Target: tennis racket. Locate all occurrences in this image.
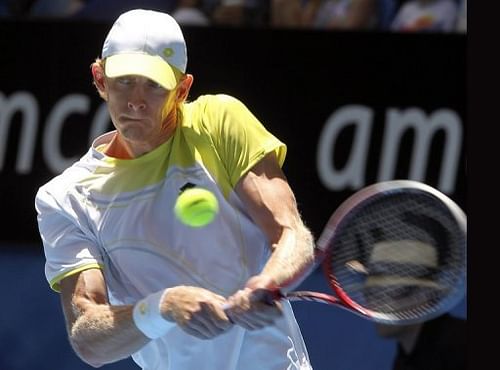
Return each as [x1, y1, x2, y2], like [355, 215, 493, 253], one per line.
[275, 180, 466, 325]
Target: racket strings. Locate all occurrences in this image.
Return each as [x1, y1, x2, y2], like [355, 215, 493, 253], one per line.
[368, 262, 438, 278]
[326, 191, 466, 323]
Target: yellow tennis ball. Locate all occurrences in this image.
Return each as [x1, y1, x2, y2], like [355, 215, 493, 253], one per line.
[174, 187, 219, 227]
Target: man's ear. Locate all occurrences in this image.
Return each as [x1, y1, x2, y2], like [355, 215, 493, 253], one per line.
[176, 74, 194, 102]
[91, 63, 107, 100]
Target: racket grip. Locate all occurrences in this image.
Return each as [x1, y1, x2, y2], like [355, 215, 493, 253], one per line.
[222, 289, 284, 324]
[221, 302, 235, 324]
[222, 289, 284, 312]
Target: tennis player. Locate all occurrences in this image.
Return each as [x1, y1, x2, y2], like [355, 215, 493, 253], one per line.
[35, 8, 315, 370]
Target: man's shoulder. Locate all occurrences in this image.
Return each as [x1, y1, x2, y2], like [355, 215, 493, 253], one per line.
[185, 94, 248, 131]
[36, 151, 95, 199]
[189, 94, 244, 110]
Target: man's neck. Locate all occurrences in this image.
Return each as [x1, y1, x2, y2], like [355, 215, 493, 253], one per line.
[103, 133, 135, 159]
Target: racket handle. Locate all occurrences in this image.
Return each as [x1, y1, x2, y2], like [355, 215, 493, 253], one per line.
[222, 289, 284, 312]
[221, 302, 234, 323]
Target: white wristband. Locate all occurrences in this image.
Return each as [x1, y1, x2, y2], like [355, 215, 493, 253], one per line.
[133, 289, 175, 339]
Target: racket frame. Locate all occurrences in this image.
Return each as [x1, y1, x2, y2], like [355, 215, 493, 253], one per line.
[291, 180, 467, 325]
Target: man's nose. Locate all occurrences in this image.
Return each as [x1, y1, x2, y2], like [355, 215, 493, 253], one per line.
[128, 86, 146, 110]
[128, 100, 146, 110]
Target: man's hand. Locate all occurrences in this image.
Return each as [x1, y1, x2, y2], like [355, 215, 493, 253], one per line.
[160, 286, 233, 339]
[224, 274, 283, 330]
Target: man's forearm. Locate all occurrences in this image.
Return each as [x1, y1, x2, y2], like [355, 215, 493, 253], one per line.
[69, 303, 149, 367]
[262, 222, 315, 290]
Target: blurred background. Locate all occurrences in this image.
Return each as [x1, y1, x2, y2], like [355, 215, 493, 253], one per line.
[0, 1, 466, 369]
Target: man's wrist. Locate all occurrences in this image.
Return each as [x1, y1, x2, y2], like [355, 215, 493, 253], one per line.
[132, 289, 175, 339]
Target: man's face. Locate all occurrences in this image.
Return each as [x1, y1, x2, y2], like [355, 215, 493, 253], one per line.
[104, 74, 175, 144]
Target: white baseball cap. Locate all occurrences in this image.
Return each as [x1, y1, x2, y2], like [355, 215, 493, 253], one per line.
[101, 9, 187, 90]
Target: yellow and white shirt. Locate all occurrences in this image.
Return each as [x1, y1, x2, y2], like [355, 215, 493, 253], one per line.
[35, 94, 312, 370]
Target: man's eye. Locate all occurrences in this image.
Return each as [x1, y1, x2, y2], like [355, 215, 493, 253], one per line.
[148, 80, 164, 89]
[117, 77, 133, 85]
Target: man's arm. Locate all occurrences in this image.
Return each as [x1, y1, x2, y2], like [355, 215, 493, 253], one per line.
[60, 268, 232, 367]
[59, 268, 147, 367]
[226, 151, 315, 329]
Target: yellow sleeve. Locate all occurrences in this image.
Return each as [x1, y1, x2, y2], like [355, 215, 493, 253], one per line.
[199, 94, 287, 187]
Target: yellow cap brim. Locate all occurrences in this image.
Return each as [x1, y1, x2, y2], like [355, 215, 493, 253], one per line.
[104, 54, 178, 90]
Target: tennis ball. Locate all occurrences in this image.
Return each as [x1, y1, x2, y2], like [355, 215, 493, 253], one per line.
[174, 187, 219, 227]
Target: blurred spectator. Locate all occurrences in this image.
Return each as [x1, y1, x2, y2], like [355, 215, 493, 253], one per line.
[172, 0, 211, 26]
[378, 0, 398, 29]
[1, 0, 85, 17]
[71, 0, 177, 21]
[390, 0, 458, 32]
[270, 0, 302, 27]
[455, 0, 466, 32]
[0, 0, 8, 16]
[3, 0, 36, 16]
[210, 0, 270, 27]
[271, 0, 397, 30]
[302, 0, 379, 29]
[27, 0, 85, 17]
[211, 0, 245, 26]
